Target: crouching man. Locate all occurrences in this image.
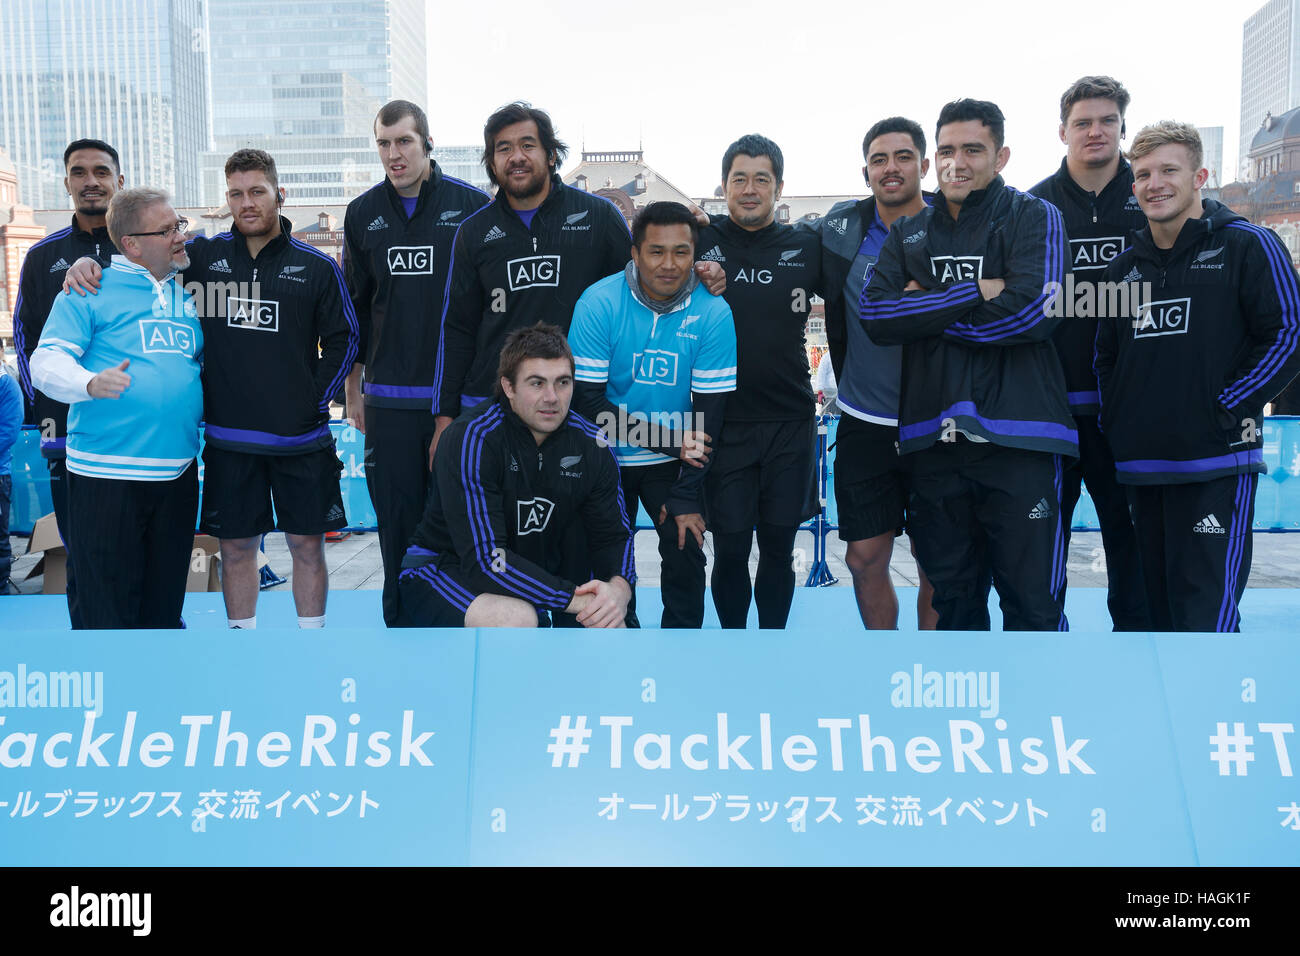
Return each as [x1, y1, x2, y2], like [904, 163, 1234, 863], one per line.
[397, 323, 635, 627]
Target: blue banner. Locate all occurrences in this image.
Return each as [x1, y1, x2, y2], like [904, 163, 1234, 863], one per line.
[1, 628, 1296, 865]
[0, 629, 475, 865]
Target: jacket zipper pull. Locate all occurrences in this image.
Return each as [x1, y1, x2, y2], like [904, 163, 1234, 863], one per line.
[537, 450, 543, 471]
[253, 267, 258, 282]
[533, 236, 538, 253]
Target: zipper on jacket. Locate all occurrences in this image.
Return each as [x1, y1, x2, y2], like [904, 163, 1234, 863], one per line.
[532, 236, 538, 253]
[253, 267, 258, 282]
[537, 450, 543, 472]
[1091, 202, 1097, 225]
[1159, 268, 1166, 290]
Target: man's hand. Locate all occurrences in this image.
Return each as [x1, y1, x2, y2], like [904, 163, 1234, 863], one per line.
[978, 278, 1006, 300]
[429, 415, 453, 471]
[688, 203, 711, 228]
[695, 260, 726, 295]
[658, 505, 705, 550]
[344, 366, 365, 434]
[63, 257, 103, 296]
[903, 279, 925, 292]
[679, 429, 711, 468]
[87, 359, 131, 398]
[572, 576, 631, 628]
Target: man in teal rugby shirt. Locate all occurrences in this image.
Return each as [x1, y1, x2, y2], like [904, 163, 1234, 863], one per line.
[31, 187, 203, 629]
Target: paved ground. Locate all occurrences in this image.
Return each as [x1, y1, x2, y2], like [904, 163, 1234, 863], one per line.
[7, 527, 1300, 595]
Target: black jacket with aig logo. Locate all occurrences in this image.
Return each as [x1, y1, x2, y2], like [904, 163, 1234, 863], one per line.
[186, 218, 358, 454]
[1095, 199, 1300, 485]
[407, 398, 636, 610]
[861, 176, 1077, 458]
[695, 215, 823, 422]
[1029, 157, 1147, 415]
[433, 174, 632, 418]
[343, 164, 490, 409]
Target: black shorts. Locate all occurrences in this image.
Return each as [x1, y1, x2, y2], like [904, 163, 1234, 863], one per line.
[396, 560, 578, 628]
[396, 563, 475, 627]
[833, 414, 909, 542]
[705, 418, 818, 534]
[200, 444, 346, 538]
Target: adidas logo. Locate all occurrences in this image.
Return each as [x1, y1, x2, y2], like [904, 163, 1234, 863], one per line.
[484, 225, 507, 242]
[440, 209, 462, 221]
[509, 454, 519, 472]
[325, 504, 345, 521]
[1028, 497, 1054, 520]
[210, 258, 232, 273]
[1121, 266, 1142, 283]
[826, 217, 848, 236]
[903, 230, 926, 244]
[1193, 514, 1226, 534]
[48, 257, 70, 273]
[700, 245, 725, 262]
[367, 216, 388, 231]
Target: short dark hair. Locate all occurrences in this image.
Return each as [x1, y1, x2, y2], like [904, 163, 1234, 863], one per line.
[495, 323, 574, 398]
[631, 201, 699, 250]
[722, 133, 783, 184]
[862, 117, 926, 160]
[1059, 75, 1130, 125]
[224, 148, 279, 192]
[482, 102, 568, 187]
[63, 139, 120, 173]
[936, 99, 1006, 151]
[375, 100, 432, 156]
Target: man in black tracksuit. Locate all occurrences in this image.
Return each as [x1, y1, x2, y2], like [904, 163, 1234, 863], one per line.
[1029, 76, 1149, 631]
[190, 150, 358, 629]
[432, 103, 632, 436]
[697, 134, 823, 629]
[12, 139, 121, 626]
[343, 100, 491, 626]
[862, 100, 1076, 631]
[1096, 122, 1300, 632]
[400, 324, 635, 628]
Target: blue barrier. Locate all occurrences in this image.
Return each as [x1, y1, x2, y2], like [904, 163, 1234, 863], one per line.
[11, 417, 1300, 545]
[1, 625, 1294, 865]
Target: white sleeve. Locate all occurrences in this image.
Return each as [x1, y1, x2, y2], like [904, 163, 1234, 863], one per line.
[31, 346, 95, 403]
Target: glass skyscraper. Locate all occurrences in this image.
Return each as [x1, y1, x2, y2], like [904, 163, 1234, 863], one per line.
[202, 0, 429, 205]
[0, 0, 211, 208]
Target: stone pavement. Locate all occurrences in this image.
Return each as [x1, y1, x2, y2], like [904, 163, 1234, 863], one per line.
[6, 527, 1299, 595]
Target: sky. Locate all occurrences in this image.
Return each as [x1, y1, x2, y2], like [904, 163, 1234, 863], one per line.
[428, 0, 1271, 198]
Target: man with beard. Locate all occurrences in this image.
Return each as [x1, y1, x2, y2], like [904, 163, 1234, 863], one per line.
[1030, 76, 1149, 631]
[433, 102, 725, 455]
[12, 139, 122, 625]
[808, 117, 940, 630]
[30, 189, 203, 629]
[58, 150, 359, 629]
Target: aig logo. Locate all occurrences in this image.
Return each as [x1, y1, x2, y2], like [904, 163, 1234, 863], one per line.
[930, 255, 983, 282]
[1070, 237, 1124, 272]
[388, 246, 434, 275]
[228, 297, 279, 332]
[507, 255, 561, 290]
[138, 319, 197, 355]
[517, 496, 555, 536]
[632, 349, 679, 386]
[1133, 297, 1191, 338]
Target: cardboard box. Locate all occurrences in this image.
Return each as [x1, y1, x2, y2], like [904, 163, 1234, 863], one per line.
[23, 524, 262, 594]
[23, 513, 67, 594]
[188, 535, 223, 592]
[186, 536, 269, 592]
